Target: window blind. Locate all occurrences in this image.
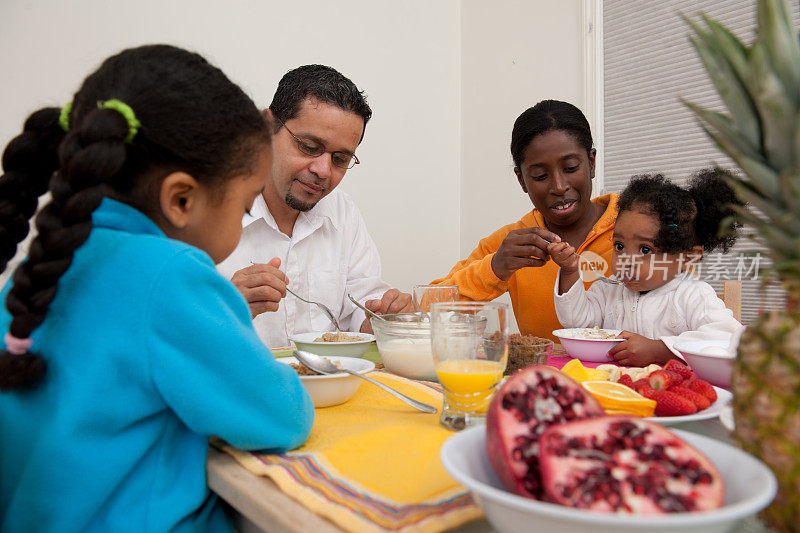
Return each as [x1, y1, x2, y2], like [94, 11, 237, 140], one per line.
[602, 0, 800, 324]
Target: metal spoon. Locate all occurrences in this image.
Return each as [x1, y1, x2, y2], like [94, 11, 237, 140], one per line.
[539, 242, 621, 285]
[573, 251, 622, 285]
[285, 287, 342, 332]
[293, 350, 437, 414]
[347, 293, 387, 322]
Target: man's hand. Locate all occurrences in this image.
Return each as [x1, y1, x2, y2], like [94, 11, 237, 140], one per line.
[359, 289, 413, 333]
[607, 331, 677, 367]
[230, 257, 289, 318]
[491, 227, 561, 281]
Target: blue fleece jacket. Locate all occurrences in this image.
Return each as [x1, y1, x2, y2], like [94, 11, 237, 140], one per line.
[0, 199, 314, 532]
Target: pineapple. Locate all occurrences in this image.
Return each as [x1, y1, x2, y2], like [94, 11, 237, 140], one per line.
[684, 1, 800, 530]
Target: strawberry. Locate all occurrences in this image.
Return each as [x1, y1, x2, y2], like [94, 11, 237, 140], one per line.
[664, 359, 694, 380]
[652, 390, 698, 417]
[668, 385, 711, 410]
[685, 378, 718, 403]
[638, 384, 657, 400]
[648, 370, 676, 390]
[618, 374, 634, 388]
[632, 378, 649, 393]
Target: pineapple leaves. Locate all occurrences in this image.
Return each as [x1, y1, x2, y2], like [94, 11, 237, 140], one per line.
[758, 0, 800, 105]
[692, 119, 780, 199]
[748, 42, 796, 170]
[682, 100, 762, 162]
[684, 15, 761, 149]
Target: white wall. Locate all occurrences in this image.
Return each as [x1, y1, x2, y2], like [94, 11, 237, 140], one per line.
[0, 1, 586, 301]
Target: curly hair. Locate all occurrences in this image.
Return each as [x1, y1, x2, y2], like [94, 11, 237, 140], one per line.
[616, 169, 744, 254]
[0, 44, 270, 391]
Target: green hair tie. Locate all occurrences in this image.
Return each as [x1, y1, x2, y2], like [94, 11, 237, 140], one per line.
[59, 102, 72, 132]
[97, 99, 141, 143]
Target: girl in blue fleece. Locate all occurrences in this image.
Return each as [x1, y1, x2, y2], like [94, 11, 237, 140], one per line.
[0, 45, 314, 532]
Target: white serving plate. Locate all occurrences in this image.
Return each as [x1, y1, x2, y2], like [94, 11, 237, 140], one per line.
[441, 425, 776, 533]
[645, 386, 732, 425]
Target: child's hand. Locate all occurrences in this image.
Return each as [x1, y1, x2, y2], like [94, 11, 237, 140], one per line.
[547, 241, 579, 273]
[607, 331, 677, 367]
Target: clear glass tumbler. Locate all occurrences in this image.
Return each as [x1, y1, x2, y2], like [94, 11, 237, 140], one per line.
[430, 301, 508, 430]
[412, 285, 459, 313]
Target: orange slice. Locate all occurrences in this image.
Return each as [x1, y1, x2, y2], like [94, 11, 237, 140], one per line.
[581, 380, 656, 417]
[561, 359, 591, 382]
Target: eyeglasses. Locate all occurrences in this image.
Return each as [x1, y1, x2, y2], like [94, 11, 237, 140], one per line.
[276, 118, 360, 170]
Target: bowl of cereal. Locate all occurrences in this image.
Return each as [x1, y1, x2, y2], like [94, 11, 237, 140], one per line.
[290, 331, 375, 358]
[552, 327, 624, 363]
[505, 334, 555, 375]
[278, 355, 376, 407]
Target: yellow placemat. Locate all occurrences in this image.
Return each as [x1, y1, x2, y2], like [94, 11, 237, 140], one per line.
[215, 372, 482, 533]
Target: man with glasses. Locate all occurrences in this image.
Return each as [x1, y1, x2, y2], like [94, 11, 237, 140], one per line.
[218, 65, 411, 347]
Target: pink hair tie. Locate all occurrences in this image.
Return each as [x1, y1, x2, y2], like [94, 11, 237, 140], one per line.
[4, 332, 33, 355]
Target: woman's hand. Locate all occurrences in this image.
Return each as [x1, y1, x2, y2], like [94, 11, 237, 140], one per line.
[491, 227, 561, 281]
[607, 331, 677, 367]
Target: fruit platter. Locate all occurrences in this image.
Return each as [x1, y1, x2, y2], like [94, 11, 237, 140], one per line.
[558, 359, 732, 425]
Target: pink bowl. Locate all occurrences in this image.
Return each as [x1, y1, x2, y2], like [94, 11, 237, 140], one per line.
[552, 328, 624, 363]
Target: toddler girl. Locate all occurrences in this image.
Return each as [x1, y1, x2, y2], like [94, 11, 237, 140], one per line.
[549, 170, 745, 367]
[0, 45, 314, 532]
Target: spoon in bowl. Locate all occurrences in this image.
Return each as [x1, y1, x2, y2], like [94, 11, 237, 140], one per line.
[293, 350, 437, 414]
[347, 293, 387, 322]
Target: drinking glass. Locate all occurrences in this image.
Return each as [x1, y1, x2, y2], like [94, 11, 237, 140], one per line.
[430, 301, 508, 430]
[412, 285, 459, 313]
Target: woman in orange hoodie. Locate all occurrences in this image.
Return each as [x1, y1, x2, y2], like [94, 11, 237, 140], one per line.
[430, 100, 618, 340]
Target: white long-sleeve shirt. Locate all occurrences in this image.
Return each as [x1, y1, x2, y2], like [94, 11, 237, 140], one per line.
[553, 270, 743, 356]
[218, 190, 391, 347]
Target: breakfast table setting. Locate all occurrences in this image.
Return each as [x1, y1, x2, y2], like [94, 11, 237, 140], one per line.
[206, 309, 778, 533]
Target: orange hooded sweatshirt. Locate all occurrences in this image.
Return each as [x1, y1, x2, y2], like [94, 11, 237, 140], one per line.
[430, 194, 619, 340]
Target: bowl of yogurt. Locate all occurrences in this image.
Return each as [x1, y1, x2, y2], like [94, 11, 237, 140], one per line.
[371, 313, 437, 381]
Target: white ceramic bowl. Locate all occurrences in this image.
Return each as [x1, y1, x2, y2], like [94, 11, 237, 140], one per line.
[277, 355, 375, 407]
[441, 426, 776, 533]
[552, 328, 624, 363]
[290, 331, 375, 358]
[673, 339, 735, 388]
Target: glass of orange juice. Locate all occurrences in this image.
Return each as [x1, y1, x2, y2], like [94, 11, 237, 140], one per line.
[430, 301, 508, 430]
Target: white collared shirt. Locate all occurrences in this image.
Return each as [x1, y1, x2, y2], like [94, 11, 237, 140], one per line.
[217, 190, 391, 348]
[553, 270, 744, 357]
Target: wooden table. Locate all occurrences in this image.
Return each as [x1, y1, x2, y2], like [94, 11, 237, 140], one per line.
[209, 345, 771, 532]
[207, 417, 772, 533]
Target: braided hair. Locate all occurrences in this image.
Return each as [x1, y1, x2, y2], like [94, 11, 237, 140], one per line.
[616, 169, 745, 255]
[0, 44, 270, 391]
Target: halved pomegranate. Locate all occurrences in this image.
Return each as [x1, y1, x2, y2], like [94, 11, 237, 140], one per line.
[485, 365, 605, 499]
[539, 417, 724, 513]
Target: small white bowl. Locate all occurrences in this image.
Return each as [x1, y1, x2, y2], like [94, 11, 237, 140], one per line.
[290, 331, 375, 358]
[673, 339, 735, 388]
[277, 356, 375, 407]
[552, 328, 624, 363]
[441, 426, 776, 533]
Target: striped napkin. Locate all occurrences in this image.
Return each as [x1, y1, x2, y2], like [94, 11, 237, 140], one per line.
[215, 371, 482, 533]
